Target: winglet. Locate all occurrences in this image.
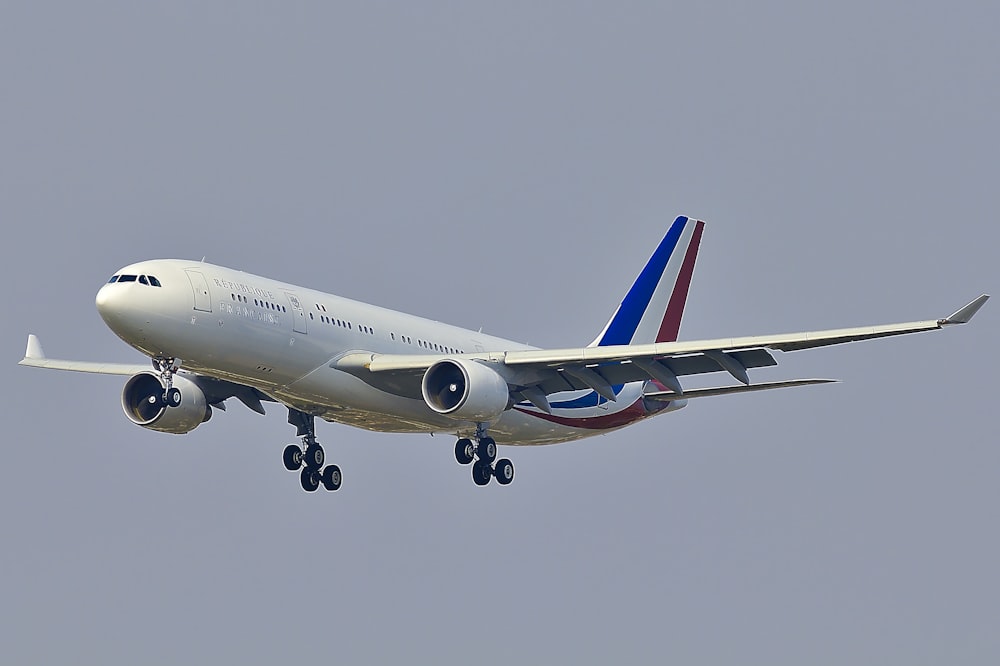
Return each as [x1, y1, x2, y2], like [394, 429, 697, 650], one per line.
[25, 334, 45, 360]
[941, 294, 989, 325]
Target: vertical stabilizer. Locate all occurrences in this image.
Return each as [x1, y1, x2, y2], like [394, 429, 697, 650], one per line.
[590, 216, 704, 347]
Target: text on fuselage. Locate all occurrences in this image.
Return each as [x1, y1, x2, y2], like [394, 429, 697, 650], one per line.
[221, 302, 281, 325]
[214, 278, 276, 300]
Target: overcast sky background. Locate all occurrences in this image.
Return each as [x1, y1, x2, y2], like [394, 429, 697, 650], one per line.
[1, 2, 997, 664]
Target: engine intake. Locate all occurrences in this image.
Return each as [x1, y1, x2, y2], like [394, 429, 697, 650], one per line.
[421, 359, 510, 422]
[121, 372, 211, 434]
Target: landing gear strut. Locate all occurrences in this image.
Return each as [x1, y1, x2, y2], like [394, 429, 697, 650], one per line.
[283, 409, 341, 492]
[454, 424, 514, 487]
[151, 356, 182, 407]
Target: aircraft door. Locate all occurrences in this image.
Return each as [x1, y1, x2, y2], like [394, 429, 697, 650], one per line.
[185, 270, 212, 312]
[285, 292, 308, 334]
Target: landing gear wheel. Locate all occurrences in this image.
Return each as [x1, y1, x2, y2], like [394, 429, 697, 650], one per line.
[166, 387, 182, 407]
[472, 461, 492, 486]
[300, 467, 320, 492]
[321, 465, 342, 491]
[455, 438, 475, 465]
[494, 458, 514, 485]
[477, 437, 497, 464]
[283, 445, 303, 471]
[305, 445, 325, 470]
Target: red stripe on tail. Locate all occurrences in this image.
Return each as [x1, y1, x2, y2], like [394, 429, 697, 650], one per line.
[655, 220, 704, 343]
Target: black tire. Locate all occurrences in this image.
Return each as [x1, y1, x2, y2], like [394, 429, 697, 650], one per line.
[472, 461, 492, 486]
[282, 444, 303, 471]
[166, 387, 182, 407]
[322, 465, 342, 491]
[494, 458, 514, 485]
[477, 437, 497, 464]
[305, 445, 325, 470]
[300, 467, 320, 492]
[455, 438, 475, 465]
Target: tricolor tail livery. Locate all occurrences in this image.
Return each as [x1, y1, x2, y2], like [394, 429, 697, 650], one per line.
[591, 215, 705, 347]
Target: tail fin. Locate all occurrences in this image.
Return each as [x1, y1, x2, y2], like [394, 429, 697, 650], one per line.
[590, 215, 704, 347]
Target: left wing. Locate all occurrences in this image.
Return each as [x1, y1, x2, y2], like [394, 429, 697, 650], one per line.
[18, 334, 149, 375]
[335, 294, 989, 401]
[19, 334, 272, 414]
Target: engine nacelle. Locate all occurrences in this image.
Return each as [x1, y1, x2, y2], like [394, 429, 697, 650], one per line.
[121, 372, 211, 434]
[421, 359, 510, 422]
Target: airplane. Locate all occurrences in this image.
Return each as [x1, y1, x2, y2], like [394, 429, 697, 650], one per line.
[19, 216, 989, 493]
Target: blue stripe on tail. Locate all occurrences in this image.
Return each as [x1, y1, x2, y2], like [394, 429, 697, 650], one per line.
[595, 216, 689, 347]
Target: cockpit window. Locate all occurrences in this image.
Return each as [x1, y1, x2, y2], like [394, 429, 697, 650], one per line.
[147, 276, 161, 287]
[107, 275, 119, 283]
[139, 275, 149, 285]
[118, 274, 137, 283]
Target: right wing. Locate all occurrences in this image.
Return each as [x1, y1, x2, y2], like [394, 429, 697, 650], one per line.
[335, 294, 989, 406]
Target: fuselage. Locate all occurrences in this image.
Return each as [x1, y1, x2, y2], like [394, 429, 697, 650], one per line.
[95, 259, 681, 444]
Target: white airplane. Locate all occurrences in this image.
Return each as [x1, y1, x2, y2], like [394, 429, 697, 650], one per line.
[20, 216, 988, 492]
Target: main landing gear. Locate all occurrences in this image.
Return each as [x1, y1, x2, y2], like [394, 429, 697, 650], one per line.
[454, 425, 514, 487]
[151, 356, 182, 407]
[283, 409, 341, 492]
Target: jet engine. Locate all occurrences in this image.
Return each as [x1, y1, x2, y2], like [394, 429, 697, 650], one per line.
[121, 371, 212, 434]
[421, 359, 510, 422]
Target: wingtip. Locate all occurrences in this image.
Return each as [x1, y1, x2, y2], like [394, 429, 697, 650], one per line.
[24, 334, 45, 360]
[942, 294, 990, 325]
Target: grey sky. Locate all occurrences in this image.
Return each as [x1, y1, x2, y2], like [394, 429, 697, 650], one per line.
[1, 2, 997, 664]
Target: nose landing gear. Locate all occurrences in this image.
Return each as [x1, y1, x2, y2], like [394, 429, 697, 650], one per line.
[284, 409, 341, 492]
[454, 426, 514, 487]
[151, 356, 183, 407]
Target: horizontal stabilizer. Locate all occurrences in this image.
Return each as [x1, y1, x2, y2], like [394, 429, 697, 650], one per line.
[644, 378, 837, 401]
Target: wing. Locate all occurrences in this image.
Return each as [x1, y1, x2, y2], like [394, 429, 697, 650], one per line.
[18, 334, 272, 414]
[334, 294, 989, 405]
[18, 334, 149, 375]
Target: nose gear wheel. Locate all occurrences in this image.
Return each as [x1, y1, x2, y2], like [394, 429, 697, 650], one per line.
[151, 356, 183, 408]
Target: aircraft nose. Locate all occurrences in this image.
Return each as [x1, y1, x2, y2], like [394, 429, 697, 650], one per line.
[95, 283, 113, 317]
[96, 282, 126, 327]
